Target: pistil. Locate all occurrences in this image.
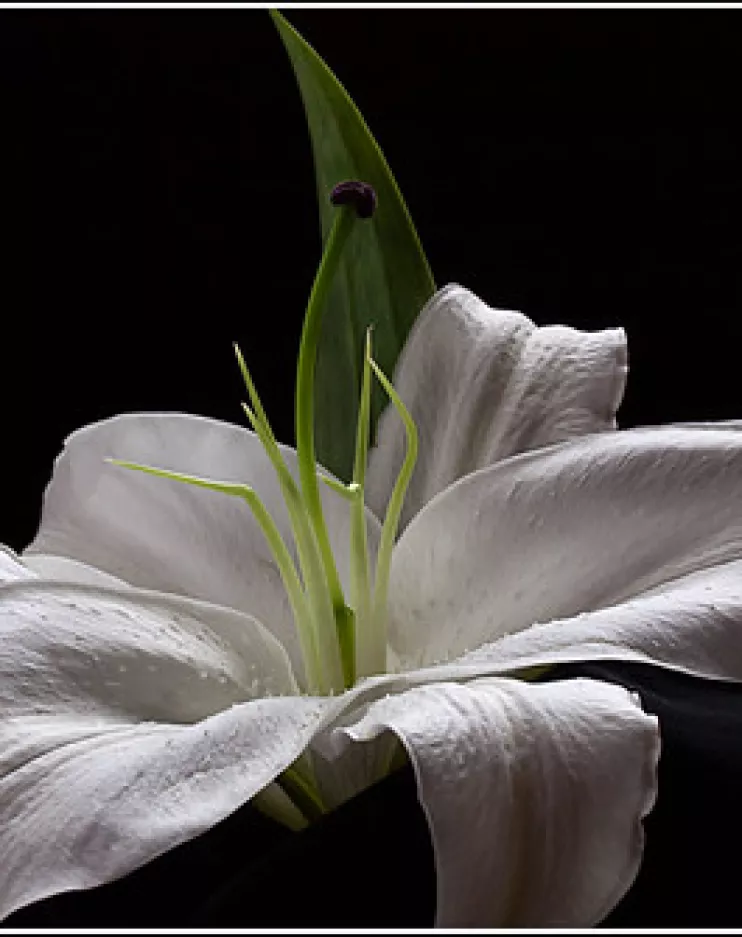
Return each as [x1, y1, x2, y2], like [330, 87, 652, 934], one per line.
[293, 181, 378, 689]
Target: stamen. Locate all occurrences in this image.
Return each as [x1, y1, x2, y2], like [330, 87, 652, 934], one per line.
[234, 343, 278, 443]
[352, 328, 378, 679]
[317, 474, 361, 501]
[233, 353, 345, 695]
[366, 355, 418, 661]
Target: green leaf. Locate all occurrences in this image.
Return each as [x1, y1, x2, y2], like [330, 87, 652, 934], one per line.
[270, 10, 436, 483]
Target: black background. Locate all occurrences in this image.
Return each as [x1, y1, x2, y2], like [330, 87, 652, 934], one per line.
[3, 7, 742, 927]
[2, 7, 741, 552]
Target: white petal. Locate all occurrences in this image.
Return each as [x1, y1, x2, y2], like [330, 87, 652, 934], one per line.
[23, 553, 134, 589]
[387, 424, 742, 675]
[0, 563, 660, 925]
[24, 413, 380, 681]
[0, 575, 332, 920]
[0, 547, 36, 585]
[445, 557, 742, 684]
[366, 284, 627, 529]
[326, 676, 659, 926]
[0, 576, 301, 733]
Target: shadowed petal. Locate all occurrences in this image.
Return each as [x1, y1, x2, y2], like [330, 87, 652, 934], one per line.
[0, 554, 333, 921]
[325, 676, 659, 926]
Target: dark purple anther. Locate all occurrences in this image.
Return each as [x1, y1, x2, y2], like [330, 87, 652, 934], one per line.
[330, 180, 377, 219]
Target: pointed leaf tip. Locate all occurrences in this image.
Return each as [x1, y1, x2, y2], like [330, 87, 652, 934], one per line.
[270, 10, 436, 481]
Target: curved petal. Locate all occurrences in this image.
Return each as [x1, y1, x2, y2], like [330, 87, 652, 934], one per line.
[24, 413, 381, 680]
[387, 424, 742, 674]
[0, 550, 660, 927]
[0, 560, 334, 921]
[441, 557, 742, 684]
[324, 676, 659, 926]
[366, 284, 627, 529]
[23, 553, 135, 589]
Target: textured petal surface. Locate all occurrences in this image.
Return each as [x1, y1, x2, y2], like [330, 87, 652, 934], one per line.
[326, 676, 659, 926]
[1, 548, 662, 927]
[24, 413, 381, 681]
[366, 284, 627, 529]
[387, 425, 742, 675]
[441, 557, 742, 683]
[0, 552, 334, 921]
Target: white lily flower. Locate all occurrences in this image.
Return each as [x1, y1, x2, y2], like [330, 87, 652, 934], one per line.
[7, 281, 742, 926]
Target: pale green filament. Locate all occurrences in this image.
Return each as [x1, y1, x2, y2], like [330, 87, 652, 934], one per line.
[351, 329, 377, 678]
[235, 344, 343, 695]
[295, 207, 357, 687]
[367, 356, 419, 661]
[318, 475, 361, 501]
[234, 343, 276, 445]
